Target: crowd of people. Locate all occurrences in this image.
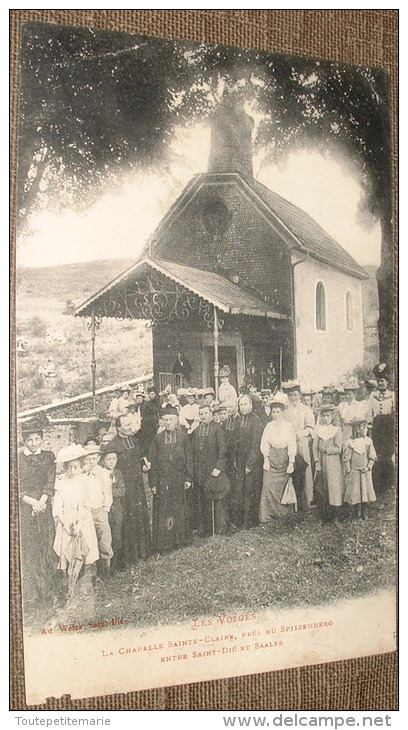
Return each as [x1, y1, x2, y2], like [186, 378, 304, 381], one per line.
[17, 361, 395, 612]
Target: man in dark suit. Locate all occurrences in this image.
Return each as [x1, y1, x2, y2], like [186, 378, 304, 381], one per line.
[191, 403, 228, 535]
[255, 389, 273, 429]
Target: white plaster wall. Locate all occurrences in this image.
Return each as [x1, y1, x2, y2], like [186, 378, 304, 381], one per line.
[293, 256, 364, 390]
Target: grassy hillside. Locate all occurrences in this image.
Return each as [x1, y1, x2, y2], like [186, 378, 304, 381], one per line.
[16, 259, 152, 411]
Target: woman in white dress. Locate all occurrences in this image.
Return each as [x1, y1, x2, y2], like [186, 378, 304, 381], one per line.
[259, 393, 297, 522]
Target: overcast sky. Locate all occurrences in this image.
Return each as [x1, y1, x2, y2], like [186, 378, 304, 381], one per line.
[16, 122, 381, 270]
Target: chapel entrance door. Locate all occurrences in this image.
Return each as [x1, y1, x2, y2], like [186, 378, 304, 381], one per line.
[203, 346, 238, 391]
[202, 333, 244, 391]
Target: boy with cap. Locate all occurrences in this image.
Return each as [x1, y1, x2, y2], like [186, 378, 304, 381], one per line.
[256, 389, 273, 429]
[82, 444, 113, 577]
[101, 445, 127, 572]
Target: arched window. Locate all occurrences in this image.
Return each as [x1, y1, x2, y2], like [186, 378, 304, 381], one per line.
[316, 281, 326, 331]
[346, 291, 353, 331]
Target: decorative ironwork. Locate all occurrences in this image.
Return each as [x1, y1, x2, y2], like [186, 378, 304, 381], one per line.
[93, 275, 224, 331]
[86, 313, 103, 331]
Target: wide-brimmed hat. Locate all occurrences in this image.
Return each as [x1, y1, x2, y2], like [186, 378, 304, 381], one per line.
[319, 404, 336, 412]
[270, 392, 288, 409]
[203, 387, 215, 396]
[282, 380, 301, 392]
[301, 388, 315, 397]
[178, 387, 197, 397]
[219, 365, 231, 377]
[260, 389, 272, 396]
[83, 443, 102, 456]
[56, 444, 87, 464]
[350, 416, 369, 425]
[203, 472, 230, 501]
[120, 384, 130, 392]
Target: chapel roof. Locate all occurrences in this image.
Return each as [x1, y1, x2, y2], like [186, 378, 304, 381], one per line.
[148, 171, 368, 280]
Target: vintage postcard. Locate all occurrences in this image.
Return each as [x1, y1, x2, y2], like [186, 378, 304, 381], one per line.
[13, 21, 396, 705]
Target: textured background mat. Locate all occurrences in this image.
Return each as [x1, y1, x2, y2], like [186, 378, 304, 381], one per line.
[10, 9, 398, 712]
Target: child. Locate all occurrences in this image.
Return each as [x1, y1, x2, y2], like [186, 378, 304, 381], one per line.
[82, 444, 113, 578]
[313, 404, 345, 523]
[339, 379, 360, 444]
[53, 445, 99, 596]
[343, 418, 377, 520]
[101, 446, 127, 572]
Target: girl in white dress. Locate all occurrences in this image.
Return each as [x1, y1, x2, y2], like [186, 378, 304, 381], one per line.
[53, 444, 99, 594]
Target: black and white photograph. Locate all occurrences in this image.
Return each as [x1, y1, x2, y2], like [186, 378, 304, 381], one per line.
[14, 20, 396, 703]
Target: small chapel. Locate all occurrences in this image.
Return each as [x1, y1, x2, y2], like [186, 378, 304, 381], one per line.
[77, 95, 368, 395]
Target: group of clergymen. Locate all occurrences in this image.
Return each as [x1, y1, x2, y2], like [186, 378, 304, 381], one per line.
[73, 361, 394, 574]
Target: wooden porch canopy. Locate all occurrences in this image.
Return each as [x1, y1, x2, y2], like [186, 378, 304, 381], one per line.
[75, 255, 288, 401]
[75, 255, 288, 325]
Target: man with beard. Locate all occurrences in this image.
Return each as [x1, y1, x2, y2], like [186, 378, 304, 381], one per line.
[107, 414, 151, 565]
[233, 395, 263, 529]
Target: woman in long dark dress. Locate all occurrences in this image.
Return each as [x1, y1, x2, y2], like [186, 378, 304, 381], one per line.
[18, 421, 57, 608]
[107, 413, 152, 564]
[371, 364, 395, 493]
[148, 406, 193, 552]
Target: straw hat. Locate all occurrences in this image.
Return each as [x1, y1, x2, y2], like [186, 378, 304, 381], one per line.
[55, 444, 87, 464]
[203, 387, 215, 396]
[270, 392, 288, 409]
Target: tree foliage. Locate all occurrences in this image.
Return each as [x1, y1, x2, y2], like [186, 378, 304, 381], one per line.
[18, 22, 393, 360]
[19, 22, 391, 230]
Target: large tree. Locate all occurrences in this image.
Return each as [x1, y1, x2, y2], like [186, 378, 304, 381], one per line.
[17, 21, 394, 363]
